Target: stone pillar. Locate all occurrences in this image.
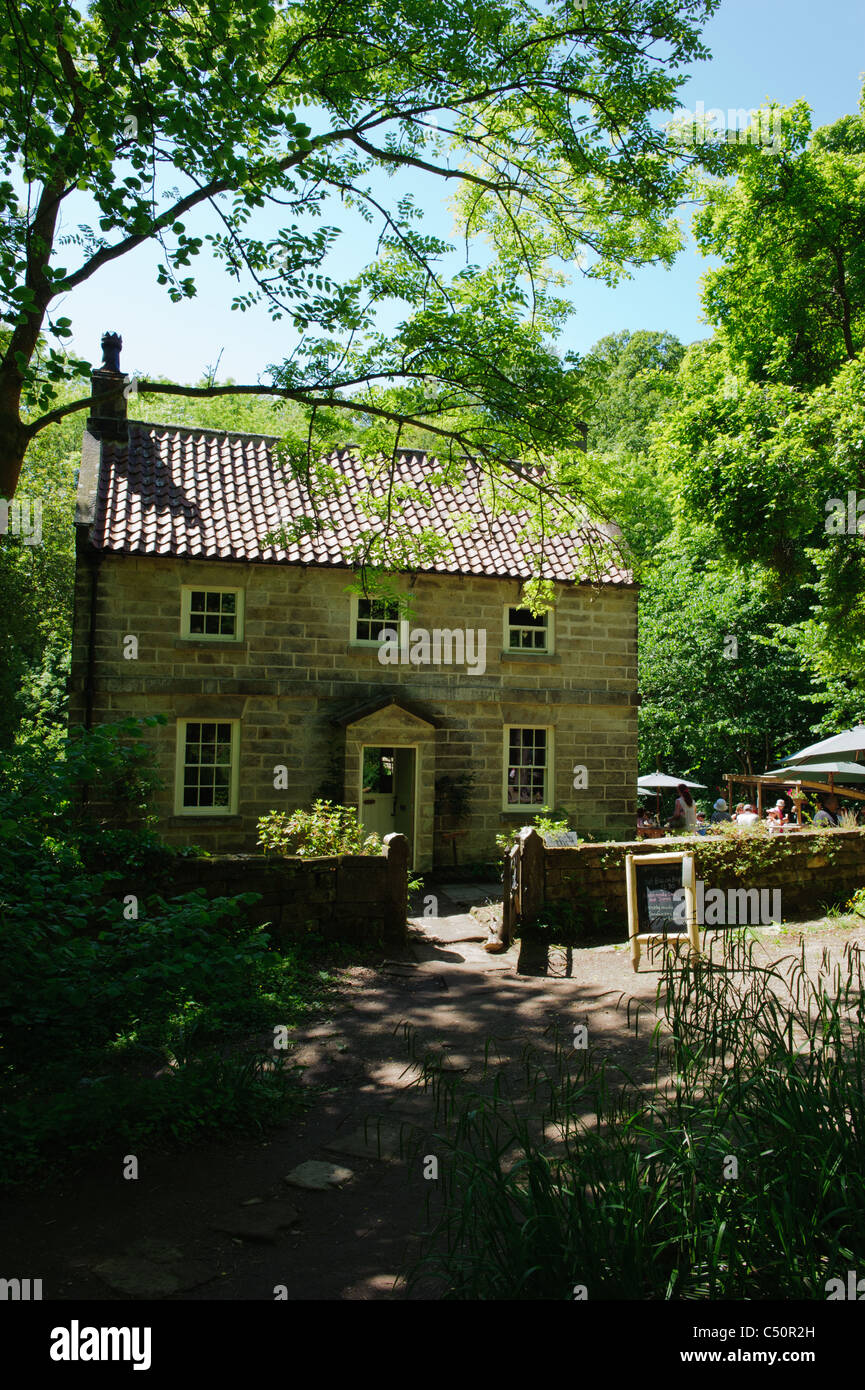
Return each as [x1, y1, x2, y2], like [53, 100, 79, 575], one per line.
[486, 827, 544, 953]
[382, 832, 409, 943]
[517, 826, 545, 926]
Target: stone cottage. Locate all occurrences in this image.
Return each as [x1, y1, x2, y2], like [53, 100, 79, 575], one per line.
[70, 340, 638, 870]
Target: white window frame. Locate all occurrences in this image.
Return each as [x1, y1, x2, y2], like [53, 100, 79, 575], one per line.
[502, 724, 554, 812]
[349, 591, 407, 647]
[180, 586, 245, 641]
[503, 604, 554, 654]
[174, 718, 241, 816]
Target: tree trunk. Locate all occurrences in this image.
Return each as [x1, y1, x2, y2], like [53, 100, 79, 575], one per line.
[0, 377, 29, 500]
[832, 245, 855, 361]
[0, 167, 67, 499]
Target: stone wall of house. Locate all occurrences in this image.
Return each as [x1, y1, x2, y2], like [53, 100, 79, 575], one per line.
[538, 829, 865, 926]
[70, 548, 638, 866]
[104, 835, 409, 948]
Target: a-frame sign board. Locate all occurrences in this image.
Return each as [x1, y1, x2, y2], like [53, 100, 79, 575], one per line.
[625, 851, 700, 972]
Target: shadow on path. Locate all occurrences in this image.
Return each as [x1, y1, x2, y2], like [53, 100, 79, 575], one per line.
[0, 885, 672, 1303]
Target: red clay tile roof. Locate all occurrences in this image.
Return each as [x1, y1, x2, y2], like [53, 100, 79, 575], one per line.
[86, 421, 632, 584]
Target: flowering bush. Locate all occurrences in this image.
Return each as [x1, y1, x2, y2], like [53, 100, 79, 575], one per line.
[258, 800, 383, 857]
[848, 886, 865, 917]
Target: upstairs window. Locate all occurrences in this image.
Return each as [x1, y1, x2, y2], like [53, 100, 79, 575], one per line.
[353, 596, 402, 644]
[181, 587, 244, 640]
[506, 606, 551, 652]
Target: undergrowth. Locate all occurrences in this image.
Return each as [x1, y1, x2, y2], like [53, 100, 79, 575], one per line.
[402, 932, 865, 1299]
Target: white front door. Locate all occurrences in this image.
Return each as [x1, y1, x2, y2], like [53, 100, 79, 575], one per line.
[360, 746, 416, 859]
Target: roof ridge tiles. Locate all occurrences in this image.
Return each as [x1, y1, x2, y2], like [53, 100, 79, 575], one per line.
[129, 418, 283, 444]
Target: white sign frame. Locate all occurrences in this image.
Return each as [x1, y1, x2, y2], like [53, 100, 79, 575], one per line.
[625, 851, 700, 972]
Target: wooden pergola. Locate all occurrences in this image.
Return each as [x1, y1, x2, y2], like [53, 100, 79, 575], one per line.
[723, 771, 865, 824]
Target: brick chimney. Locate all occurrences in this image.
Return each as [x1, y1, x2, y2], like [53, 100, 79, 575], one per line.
[87, 331, 128, 440]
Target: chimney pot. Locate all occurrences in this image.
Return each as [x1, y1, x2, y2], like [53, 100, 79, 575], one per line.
[88, 330, 128, 441]
[101, 331, 123, 373]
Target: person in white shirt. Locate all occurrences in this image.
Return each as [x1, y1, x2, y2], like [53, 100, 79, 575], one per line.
[736, 804, 760, 826]
[666, 783, 697, 833]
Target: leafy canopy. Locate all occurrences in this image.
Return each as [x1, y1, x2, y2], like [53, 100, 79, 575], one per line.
[638, 541, 816, 786]
[665, 99, 865, 725]
[694, 100, 865, 387]
[0, 0, 720, 552]
[574, 328, 685, 571]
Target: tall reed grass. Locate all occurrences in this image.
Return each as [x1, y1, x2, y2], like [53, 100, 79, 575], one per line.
[403, 932, 865, 1299]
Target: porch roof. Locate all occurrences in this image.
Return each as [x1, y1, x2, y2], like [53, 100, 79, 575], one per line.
[332, 697, 439, 730]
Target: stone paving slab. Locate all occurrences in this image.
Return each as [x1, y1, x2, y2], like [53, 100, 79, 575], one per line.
[210, 1199, 300, 1243]
[323, 1117, 423, 1161]
[127, 1237, 183, 1264]
[408, 911, 488, 944]
[90, 1255, 218, 1298]
[435, 883, 502, 905]
[283, 1160, 354, 1191]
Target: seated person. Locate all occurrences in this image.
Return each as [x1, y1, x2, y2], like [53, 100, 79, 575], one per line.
[736, 803, 760, 826]
[812, 793, 840, 827]
[666, 784, 697, 833]
[711, 797, 730, 823]
[766, 798, 788, 827]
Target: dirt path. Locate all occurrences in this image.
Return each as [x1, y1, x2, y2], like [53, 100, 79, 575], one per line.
[3, 889, 863, 1301]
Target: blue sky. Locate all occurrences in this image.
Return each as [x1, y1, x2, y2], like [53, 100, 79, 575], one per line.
[62, 0, 865, 385]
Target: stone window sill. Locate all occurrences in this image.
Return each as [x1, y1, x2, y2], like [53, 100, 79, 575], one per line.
[500, 650, 559, 663]
[174, 637, 247, 649]
[168, 814, 243, 825]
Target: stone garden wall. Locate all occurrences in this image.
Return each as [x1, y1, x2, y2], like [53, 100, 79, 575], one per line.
[531, 828, 865, 927]
[107, 833, 409, 949]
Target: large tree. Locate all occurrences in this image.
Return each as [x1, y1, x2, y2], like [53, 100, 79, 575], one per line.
[572, 327, 685, 571]
[665, 101, 865, 726]
[579, 327, 685, 454]
[638, 540, 816, 790]
[694, 100, 865, 389]
[0, 398, 78, 748]
[0, 0, 719, 523]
